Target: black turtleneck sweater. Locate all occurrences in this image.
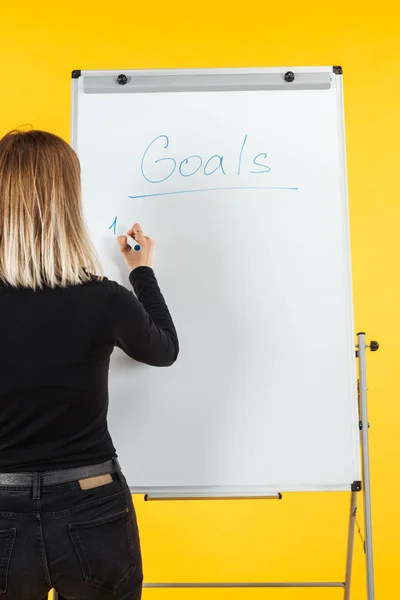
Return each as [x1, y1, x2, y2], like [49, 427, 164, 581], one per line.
[0, 267, 178, 472]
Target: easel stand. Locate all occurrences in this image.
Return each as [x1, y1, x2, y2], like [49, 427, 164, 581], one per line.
[52, 333, 377, 600]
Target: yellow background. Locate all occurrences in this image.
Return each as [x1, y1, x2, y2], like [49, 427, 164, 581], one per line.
[1, 0, 399, 598]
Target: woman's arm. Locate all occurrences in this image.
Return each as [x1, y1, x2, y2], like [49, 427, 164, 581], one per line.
[109, 223, 178, 366]
[108, 268, 179, 367]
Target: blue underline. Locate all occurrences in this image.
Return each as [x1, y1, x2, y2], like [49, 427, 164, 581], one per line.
[128, 186, 298, 199]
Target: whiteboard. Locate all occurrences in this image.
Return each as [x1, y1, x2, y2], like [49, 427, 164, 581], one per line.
[71, 67, 360, 495]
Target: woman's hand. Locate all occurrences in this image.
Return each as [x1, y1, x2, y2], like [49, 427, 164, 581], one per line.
[117, 223, 154, 271]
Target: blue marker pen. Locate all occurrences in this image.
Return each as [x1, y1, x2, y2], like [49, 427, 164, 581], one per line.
[124, 233, 141, 252]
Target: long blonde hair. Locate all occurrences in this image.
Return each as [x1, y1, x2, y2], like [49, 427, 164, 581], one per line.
[0, 129, 102, 288]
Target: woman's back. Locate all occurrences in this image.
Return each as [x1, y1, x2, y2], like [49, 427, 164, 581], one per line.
[0, 277, 115, 472]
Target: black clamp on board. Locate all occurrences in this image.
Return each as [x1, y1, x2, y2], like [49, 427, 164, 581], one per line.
[117, 74, 129, 85]
[351, 481, 362, 492]
[284, 71, 295, 83]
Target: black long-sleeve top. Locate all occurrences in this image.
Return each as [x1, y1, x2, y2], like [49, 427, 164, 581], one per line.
[0, 267, 178, 472]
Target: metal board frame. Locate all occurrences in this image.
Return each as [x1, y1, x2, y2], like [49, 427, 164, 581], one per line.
[70, 66, 360, 499]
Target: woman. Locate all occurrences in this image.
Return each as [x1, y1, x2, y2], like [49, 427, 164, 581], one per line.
[0, 130, 179, 600]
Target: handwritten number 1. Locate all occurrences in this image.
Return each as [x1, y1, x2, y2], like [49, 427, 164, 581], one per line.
[109, 216, 117, 235]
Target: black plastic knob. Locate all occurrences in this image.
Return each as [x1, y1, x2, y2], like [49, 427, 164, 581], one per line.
[284, 71, 295, 83]
[117, 74, 128, 85]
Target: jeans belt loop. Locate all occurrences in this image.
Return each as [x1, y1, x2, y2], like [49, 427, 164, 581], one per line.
[32, 472, 41, 500]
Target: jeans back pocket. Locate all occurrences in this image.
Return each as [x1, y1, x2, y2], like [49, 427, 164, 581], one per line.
[69, 506, 136, 594]
[0, 528, 16, 596]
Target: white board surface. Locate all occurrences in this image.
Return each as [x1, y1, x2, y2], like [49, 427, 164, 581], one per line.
[72, 67, 360, 494]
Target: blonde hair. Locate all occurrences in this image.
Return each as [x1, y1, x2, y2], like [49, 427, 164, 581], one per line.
[0, 129, 102, 288]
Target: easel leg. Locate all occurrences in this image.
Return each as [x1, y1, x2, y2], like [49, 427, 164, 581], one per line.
[343, 492, 357, 600]
[358, 333, 375, 600]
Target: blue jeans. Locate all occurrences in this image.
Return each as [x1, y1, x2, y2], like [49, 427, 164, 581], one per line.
[0, 466, 143, 599]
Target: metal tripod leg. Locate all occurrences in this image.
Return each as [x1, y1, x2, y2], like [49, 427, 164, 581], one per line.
[358, 332, 375, 600]
[343, 491, 358, 599]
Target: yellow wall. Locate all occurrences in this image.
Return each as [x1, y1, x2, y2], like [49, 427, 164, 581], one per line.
[1, 1, 399, 598]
